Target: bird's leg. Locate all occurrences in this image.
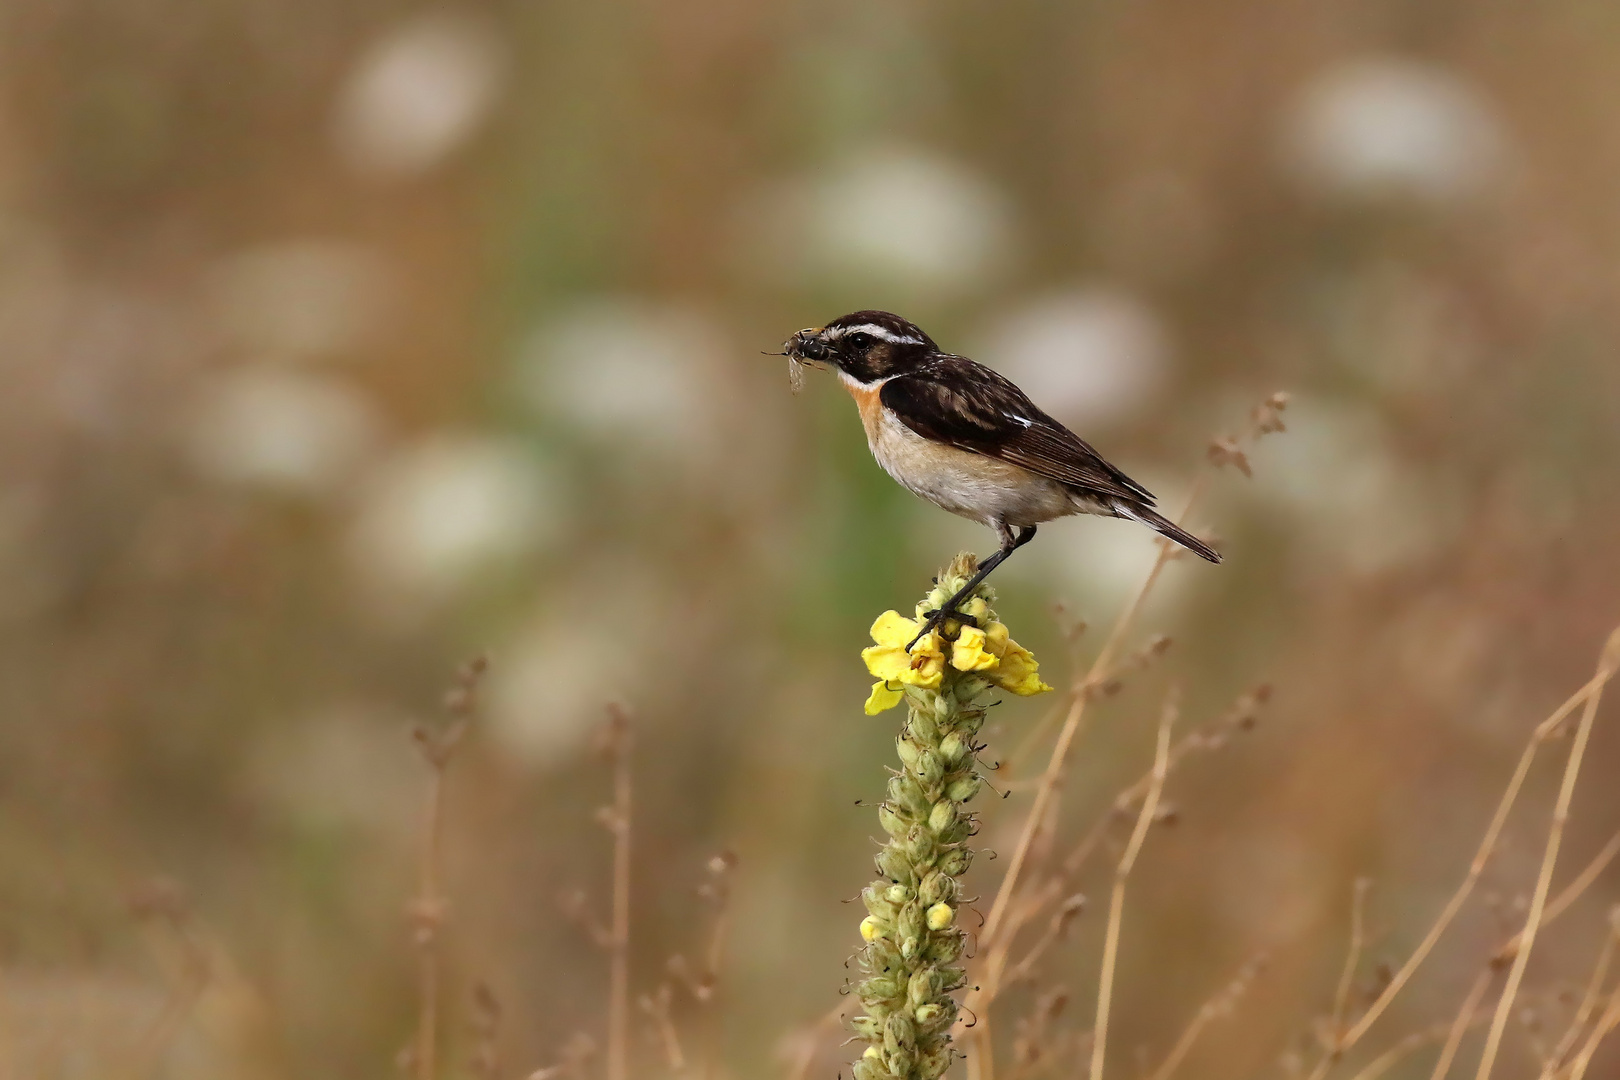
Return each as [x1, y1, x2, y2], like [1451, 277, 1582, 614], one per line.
[908, 525, 1037, 651]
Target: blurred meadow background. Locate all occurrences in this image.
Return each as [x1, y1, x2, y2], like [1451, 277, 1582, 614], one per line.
[2, 1, 1620, 1078]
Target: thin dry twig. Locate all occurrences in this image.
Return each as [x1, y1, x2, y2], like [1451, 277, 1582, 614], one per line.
[1305, 651, 1620, 1079]
[779, 1001, 849, 1080]
[972, 680, 1268, 1031]
[599, 704, 635, 1080]
[1431, 970, 1494, 1080]
[640, 984, 686, 1073]
[1474, 629, 1618, 1080]
[1563, 986, 1620, 1080]
[126, 879, 212, 1080]
[1348, 1011, 1489, 1080]
[469, 983, 502, 1080]
[1328, 879, 1374, 1047]
[1000, 894, 1087, 990]
[1539, 908, 1620, 1078]
[407, 656, 485, 1080]
[1004, 986, 1074, 1080]
[529, 1032, 597, 1080]
[667, 851, 737, 1080]
[1499, 827, 1620, 965]
[1146, 954, 1267, 1080]
[1090, 686, 1177, 1080]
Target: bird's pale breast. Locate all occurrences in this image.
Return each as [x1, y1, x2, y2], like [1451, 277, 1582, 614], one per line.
[843, 375, 1078, 527]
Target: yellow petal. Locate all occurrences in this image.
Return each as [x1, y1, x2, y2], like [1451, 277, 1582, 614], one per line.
[862, 644, 911, 682]
[869, 610, 921, 649]
[864, 681, 904, 715]
[898, 647, 944, 689]
[989, 640, 1054, 696]
[950, 625, 1000, 672]
[984, 620, 1011, 657]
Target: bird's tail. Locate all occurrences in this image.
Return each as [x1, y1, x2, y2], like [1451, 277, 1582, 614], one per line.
[1113, 501, 1222, 564]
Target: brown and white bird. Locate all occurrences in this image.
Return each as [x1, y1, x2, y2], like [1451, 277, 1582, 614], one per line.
[783, 310, 1219, 646]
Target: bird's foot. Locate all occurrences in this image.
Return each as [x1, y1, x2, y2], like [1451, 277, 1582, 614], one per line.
[907, 605, 979, 651]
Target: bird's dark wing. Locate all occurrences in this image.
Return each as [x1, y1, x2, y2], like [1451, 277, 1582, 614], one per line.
[879, 355, 1155, 505]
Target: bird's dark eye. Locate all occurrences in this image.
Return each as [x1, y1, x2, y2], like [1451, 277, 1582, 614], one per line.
[847, 332, 874, 350]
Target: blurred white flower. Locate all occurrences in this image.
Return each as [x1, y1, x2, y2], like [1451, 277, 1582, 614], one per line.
[1252, 397, 1443, 572]
[1283, 57, 1509, 203]
[741, 147, 1016, 294]
[977, 288, 1171, 430]
[210, 240, 395, 360]
[332, 11, 506, 179]
[484, 556, 674, 767]
[485, 618, 618, 768]
[515, 299, 726, 455]
[348, 433, 559, 598]
[185, 367, 381, 494]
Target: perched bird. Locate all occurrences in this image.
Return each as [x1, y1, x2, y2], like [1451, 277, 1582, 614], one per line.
[782, 310, 1219, 647]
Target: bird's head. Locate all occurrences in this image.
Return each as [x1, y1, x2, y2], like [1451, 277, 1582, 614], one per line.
[783, 310, 937, 385]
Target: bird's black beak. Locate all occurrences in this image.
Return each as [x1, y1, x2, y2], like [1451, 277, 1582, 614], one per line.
[785, 327, 828, 362]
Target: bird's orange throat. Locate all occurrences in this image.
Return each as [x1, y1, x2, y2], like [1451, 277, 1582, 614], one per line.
[839, 371, 888, 441]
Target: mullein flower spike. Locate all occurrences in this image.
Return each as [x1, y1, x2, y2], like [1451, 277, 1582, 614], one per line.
[851, 555, 1053, 1080]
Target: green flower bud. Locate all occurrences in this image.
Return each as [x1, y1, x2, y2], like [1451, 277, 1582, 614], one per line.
[917, 871, 946, 905]
[890, 775, 928, 814]
[938, 732, 966, 763]
[928, 800, 957, 833]
[910, 711, 939, 742]
[877, 804, 906, 838]
[877, 848, 912, 882]
[895, 738, 921, 770]
[885, 1012, 917, 1052]
[885, 883, 912, 903]
[914, 1002, 945, 1026]
[860, 974, 901, 1002]
[938, 848, 970, 875]
[907, 966, 940, 1006]
[915, 748, 944, 786]
[946, 775, 982, 803]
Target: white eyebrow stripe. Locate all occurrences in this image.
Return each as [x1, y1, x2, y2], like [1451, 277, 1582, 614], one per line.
[828, 323, 926, 346]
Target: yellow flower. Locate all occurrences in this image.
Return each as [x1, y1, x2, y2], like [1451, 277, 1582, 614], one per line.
[987, 638, 1053, 696]
[861, 604, 1052, 710]
[950, 625, 1000, 672]
[925, 902, 955, 930]
[864, 681, 904, 715]
[862, 611, 944, 692]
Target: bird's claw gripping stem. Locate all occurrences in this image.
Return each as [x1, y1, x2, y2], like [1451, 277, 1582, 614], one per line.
[906, 606, 979, 652]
